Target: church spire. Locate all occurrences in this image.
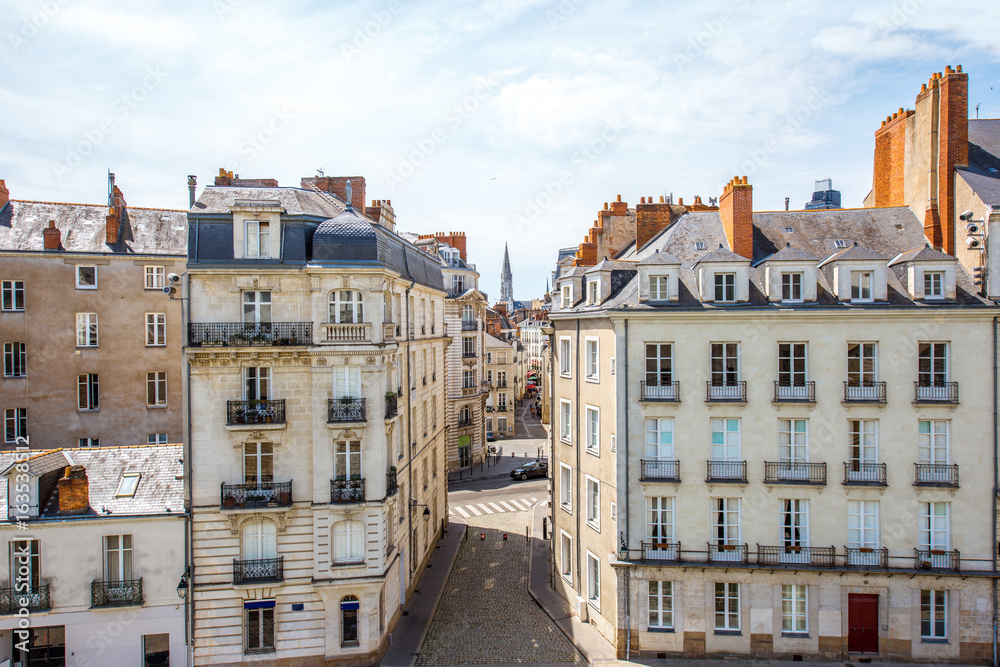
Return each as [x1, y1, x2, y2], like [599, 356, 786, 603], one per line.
[500, 242, 513, 310]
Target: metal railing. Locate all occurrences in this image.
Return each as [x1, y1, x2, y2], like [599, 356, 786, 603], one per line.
[188, 322, 312, 347]
[0, 584, 50, 614]
[843, 381, 886, 403]
[640, 541, 681, 562]
[706, 460, 747, 482]
[914, 381, 959, 404]
[914, 548, 960, 571]
[706, 381, 746, 402]
[462, 350, 477, 358]
[914, 463, 959, 487]
[763, 462, 826, 485]
[233, 557, 284, 584]
[462, 321, 477, 331]
[757, 545, 835, 567]
[221, 481, 292, 509]
[708, 543, 748, 563]
[458, 418, 473, 427]
[843, 462, 887, 485]
[322, 322, 371, 343]
[91, 579, 143, 607]
[773, 381, 815, 402]
[845, 547, 888, 568]
[328, 398, 366, 423]
[331, 478, 365, 504]
[385, 393, 398, 419]
[386, 469, 398, 496]
[227, 399, 285, 425]
[639, 459, 680, 482]
[641, 380, 680, 401]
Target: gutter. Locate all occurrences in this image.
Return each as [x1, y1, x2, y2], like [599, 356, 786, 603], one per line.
[574, 318, 582, 591]
[622, 317, 630, 660]
[184, 272, 194, 667]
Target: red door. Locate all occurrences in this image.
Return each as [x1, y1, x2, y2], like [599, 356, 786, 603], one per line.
[848, 594, 879, 653]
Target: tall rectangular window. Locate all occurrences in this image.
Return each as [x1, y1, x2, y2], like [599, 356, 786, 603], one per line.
[848, 500, 879, 549]
[918, 342, 948, 386]
[104, 535, 133, 582]
[919, 502, 950, 550]
[333, 366, 361, 398]
[778, 419, 807, 462]
[710, 343, 739, 385]
[244, 442, 273, 484]
[245, 603, 275, 653]
[645, 418, 674, 460]
[585, 406, 599, 454]
[650, 276, 669, 301]
[851, 271, 873, 301]
[10, 540, 40, 590]
[585, 339, 599, 381]
[781, 584, 807, 633]
[560, 401, 571, 443]
[849, 419, 878, 464]
[711, 418, 740, 461]
[463, 336, 475, 357]
[711, 498, 740, 546]
[586, 552, 600, 608]
[5, 408, 27, 443]
[77, 312, 99, 347]
[714, 273, 735, 302]
[588, 280, 598, 304]
[920, 590, 947, 639]
[1, 280, 24, 311]
[3, 342, 26, 377]
[245, 220, 270, 258]
[560, 532, 572, 580]
[144, 266, 165, 289]
[147, 372, 167, 406]
[777, 343, 806, 386]
[559, 464, 572, 511]
[334, 440, 362, 479]
[245, 367, 271, 400]
[646, 496, 674, 543]
[714, 582, 740, 631]
[559, 338, 571, 376]
[781, 499, 808, 547]
[79, 374, 100, 410]
[585, 476, 600, 529]
[847, 342, 877, 384]
[146, 313, 166, 346]
[645, 343, 672, 386]
[781, 273, 803, 302]
[648, 581, 673, 629]
[918, 420, 949, 464]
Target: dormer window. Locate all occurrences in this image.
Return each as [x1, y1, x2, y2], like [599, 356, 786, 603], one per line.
[588, 281, 599, 305]
[851, 271, 873, 302]
[245, 220, 270, 258]
[715, 274, 736, 303]
[650, 276, 669, 301]
[562, 285, 572, 308]
[781, 273, 802, 303]
[924, 272, 944, 299]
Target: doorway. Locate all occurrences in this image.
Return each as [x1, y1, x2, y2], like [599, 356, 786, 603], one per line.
[848, 593, 879, 654]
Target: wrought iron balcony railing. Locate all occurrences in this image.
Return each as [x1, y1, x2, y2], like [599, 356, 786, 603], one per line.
[706, 460, 747, 482]
[386, 469, 398, 496]
[843, 380, 886, 403]
[385, 393, 398, 419]
[462, 351, 477, 358]
[640, 541, 681, 562]
[845, 547, 888, 568]
[757, 545, 835, 567]
[915, 548, 960, 571]
[458, 418, 474, 427]
[188, 322, 313, 347]
[708, 543, 748, 563]
[914, 381, 959, 404]
[843, 462, 887, 486]
[706, 381, 746, 402]
[773, 381, 815, 403]
[221, 481, 292, 509]
[641, 380, 679, 401]
[91, 578, 143, 607]
[0, 584, 50, 614]
[331, 478, 366, 504]
[462, 321, 477, 331]
[639, 459, 680, 482]
[914, 463, 959, 487]
[328, 398, 366, 423]
[763, 461, 826, 485]
[227, 399, 285, 425]
[233, 557, 284, 584]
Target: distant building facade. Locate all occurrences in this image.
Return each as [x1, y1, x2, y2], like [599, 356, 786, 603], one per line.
[803, 178, 842, 210]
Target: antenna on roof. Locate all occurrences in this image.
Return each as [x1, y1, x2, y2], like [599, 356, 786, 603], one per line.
[317, 167, 325, 177]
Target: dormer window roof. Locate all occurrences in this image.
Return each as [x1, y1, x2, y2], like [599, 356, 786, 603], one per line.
[818, 242, 889, 303]
[638, 250, 681, 267]
[695, 244, 751, 304]
[888, 245, 959, 301]
[818, 242, 887, 267]
[760, 244, 819, 304]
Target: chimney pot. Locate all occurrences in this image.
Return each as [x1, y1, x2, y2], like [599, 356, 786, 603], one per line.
[678, 197, 683, 205]
[43, 220, 61, 250]
[616, 195, 622, 202]
[659, 196, 664, 203]
[956, 64, 962, 72]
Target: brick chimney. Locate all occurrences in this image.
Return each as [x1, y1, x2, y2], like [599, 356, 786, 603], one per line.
[719, 176, 753, 259]
[57, 465, 89, 515]
[106, 185, 126, 245]
[424, 231, 467, 261]
[365, 199, 396, 231]
[936, 64, 968, 255]
[635, 195, 675, 251]
[0, 179, 8, 210]
[42, 221, 61, 250]
[214, 168, 278, 188]
[301, 176, 366, 211]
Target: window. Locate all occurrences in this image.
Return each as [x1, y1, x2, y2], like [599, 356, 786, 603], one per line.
[645, 343, 672, 386]
[104, 535, 133, 583]
[921, 590, 947, 639]
[777, 343, 806, 386]
[918, 342, 948, 386]
[76, 312, 98, 347]
[4, 408, 26, 443]
[334, 440, 362, 479]
[243, 291, 271, 323]
[646, 496, 674, 543]
[778, 419, 807, 462]
[715, 582, 740, 631]
[588, 280, 599, 304]
[79, 437, 100, 447]
[586, 551, 600, 608]
[10, 540, 40, 590]
[847, 342, 877, 384]
[711, 418, 740, 461]
[560, 400, 571, 443]
[497, 392, 507, 409]
[849, 419, 878, 464]
[646, 418, 674, 460]
[585, 338, 599, 381]
[144, 312, 167, 347]
[648, 581, 673, 630]
[714, 273, 735, 302]
[333, 366, 361, 398]
[148, 433, 167, 445]
[329, 290, 364, 324]
[710, 343, 739, 385]
[650, 275, 669, 301]
[452, 274, 466, 294]
[143, 634, 170, 665]
[79, 373, 100, 410]
[919, 502, 950, 550]
[76, 265, 97, 289]
[781, 273, 803, 302]
[781, 584, 807, 633]
[559, 338, 571, 376]
[242, 519, 277, 564]
[851, 270, 873, 301]
[848, 500, 879, 549]
[244, 442, 273, 484]
[245, 601, 275, 654]
[585, 406, 599, 454]
[144, 266, 165, 289]
[610, 357, 616, 375]
[585, 476, 600, 529]
[924, 272, 944, 299]
[560, 532, 572, 580]
[244, 367, 271, 400]
[116, 473, 141, 497]
[463, 336, 475, 357]
[559, 464, 572, 511]
[333, 520, 365, 561]
[341, 595, 360, 646]
[462, 304, 474, 325]
[245, 220, 270, 258]
[146, 372, 167, 406]
[462, 370, 476, 389]
[711, 498, 740, 546]
[3, 342, 25, 377]
[918, 420, 949, 464]
[486, 353, 493, 366]
[781, 499, 808, 547]
[610, 501, 616, 521]
[1, 280, 24, 311]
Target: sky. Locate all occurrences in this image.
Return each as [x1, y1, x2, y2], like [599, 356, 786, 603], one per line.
[1, 0, 999, 302]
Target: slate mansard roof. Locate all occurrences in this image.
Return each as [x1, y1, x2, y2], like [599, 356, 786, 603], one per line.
[958, 119, 1000, 207]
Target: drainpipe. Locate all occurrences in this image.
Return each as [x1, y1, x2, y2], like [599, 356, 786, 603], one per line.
[623, 317, 630, 660]
[993, 316, 998, 667]
[405, 279, 416, 582]
[574, 318, 582, 591]
[184, 272, 193, 667]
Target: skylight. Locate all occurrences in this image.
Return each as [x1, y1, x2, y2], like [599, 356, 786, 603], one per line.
[834, 239, 849, 248]
[116, 473, 141, 498]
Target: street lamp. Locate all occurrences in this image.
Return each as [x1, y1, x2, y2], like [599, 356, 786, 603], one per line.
[410, 500, 431, 522]
[176, 566, 190, 599]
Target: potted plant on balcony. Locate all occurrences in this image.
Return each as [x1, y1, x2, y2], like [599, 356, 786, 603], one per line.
[222, 492, 238, 509]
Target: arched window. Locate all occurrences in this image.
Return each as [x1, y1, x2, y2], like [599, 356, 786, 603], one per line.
[242, 519, 277, 561]
[341, 595, 360, 646]
[459, 405, 471, 424]
[329, 291, 364, 324]
[333, 520, 365, 562]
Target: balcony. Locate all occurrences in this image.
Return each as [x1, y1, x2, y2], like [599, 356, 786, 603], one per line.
[706, 460, 747, 483]
[385, 393, 398, 419]
[843, 380, 886, 403]
[462, 320, 477, 331]
[843, 462, 887, 486]
[915, 548, 960, 571]
[845, 547, 888, 568]
[639, 459, 680, 482]
[914, 381, 959, 404]
[462, 386, 479, 397]
[757, 545, 835, 567]
[331, 478, 365, 504]
[640, 541, 681, 562]
[462, 350, 477, 359]
[0, 584, 50, 614]
[706, 381, 746, 402]
[328, 398, 366, 423]
[773, 381, 815, 403]
[914, 463, 959, 487]
[458, 417, 474, 427]
[763, 462, 826, 485]
[641, 380, 680, 402]
[91, 579, 143, 608]
[233, 557, 284, 584]
[221, 481, 292, 509]
[187, 322, 312, 347]
[321, 322, 371, 343]
[386, 469, 398, 496]
[708, 543, 748, 563]
[227, 399, 285, 425]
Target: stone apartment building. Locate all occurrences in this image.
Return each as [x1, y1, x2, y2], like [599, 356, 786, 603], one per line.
[0, 444, 185, 666]
[184, 174, 447, 665]
[550, 172, 999, 663]
[0, 176, 187, 450]
[484, 332, 519, 440]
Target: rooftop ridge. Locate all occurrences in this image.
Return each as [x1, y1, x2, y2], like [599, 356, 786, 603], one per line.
[12, 199, 184, 213]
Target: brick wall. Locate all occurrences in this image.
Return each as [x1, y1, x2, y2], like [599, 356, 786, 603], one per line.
[419, 232, 467, 261]
[872, 109, 912, 207]
[0, 179, 8, 210]
[938, 65, 968, 255]
[57, 465, 89, 515]
[301, 176, 367, 211]
[719, 176, 753, 258]
[213, 169, 278, 188]
[635, 196, 682, 251]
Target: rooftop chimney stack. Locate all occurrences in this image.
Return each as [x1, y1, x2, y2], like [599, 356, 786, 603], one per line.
[57, 465, 89, 515]
[187, 175, 197, 208]
[719, 176, 754, 259]
[0, 179, 8, 210]
[105, 174, 127, 246]
[300, 176, 367, 211]
[43, 221, 61, 250]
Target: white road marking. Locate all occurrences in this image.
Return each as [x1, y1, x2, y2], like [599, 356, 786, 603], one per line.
[488, 502, 504, 512]
[467, 505, 482, 516]
[455, 506, 471, 518]
[507, 499, 528, 511]
[498, 501, 517, 511]
[477, 503, 494, 514]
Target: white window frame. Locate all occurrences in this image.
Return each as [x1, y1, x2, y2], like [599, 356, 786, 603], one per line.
[146, 313, 166, 346]
[144, 266, 165, 290]
[147, 433, 168, 445]
[586, 551, 600, 610]
[918, 342, 949, 386]
[918, 420, 949, 464]
[1, 281, 24, 312]
[588, 279, 599, 305]
[4, 408, 26, 444]
[333, 519, 365, 562]
[559, 531, 572, 582]
[79, 437, 100, 448]
[919, 502, 950, 551]
[851, 270, 873, 302]
[243, 291, 272, 324]
[559, 337, 571, 377]
[329, 290, 364, 324]
[848, 500, 880, 549]
[778, 419, 808, 462]
[781, 499, 809, 548]
[646, 496, 674, 544]
[585, 338, 599, 382]
[781, 584, 808, 634]
[714, 582, 740, 631]
[847, 342, 878, 384]
[147, 371, 167, 407]
[76, 265, 97, 289]
[560, 400, 572, 444]
[585, 405, 600, 455]
[920, 589, 948, 640]
[710, 418, 740, 461]
[714, 272, 736, 302]
[646, 418, 674, 460]
[924, 271, 944, 299]
[649, 275, 670, 301]
[648, 580, 673, 630]
[559, 463, 572, 512]
[711, 497, 741, 546]
[781, 272, 803, 303]
[3, 342, 26, 378]
[76, 312, 98, 347]
[245, 220, 270, 259]
[585, 475, 600, 531]
[849, 419, 879, 465]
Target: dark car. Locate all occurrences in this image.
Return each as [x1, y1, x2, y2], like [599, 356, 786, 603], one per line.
[510, 460, 548, 480]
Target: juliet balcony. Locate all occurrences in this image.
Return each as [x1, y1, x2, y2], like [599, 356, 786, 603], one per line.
[91, 579, 143, 608]
[328, 398, 366, 423]
[706, 460, 747, 483]
[188, 322, 313, 347]
[227, 399, 285, 426]
[331, 478, 366, 504]
[914, 463, 959, 487]
[915, 548, 960, 570]
[843, 380, 886, 404]
[639, 459, 680, 482]
[763, 461, 826, 485]
[221, 481, 293, 509]
[706, 381, 746, 403]
[322, 322, 372, 343]
[233, 557, 284, 585]
[385, 393, 398, 419]
[640, 541, 681, 562]
[773, 381, 815, 403]
[641, 380, 680, 402]
[843, 462, 887, 486]
[914, 381, 959, 404]
[0, 584, 51, 614]
[757, 545, 835, 567]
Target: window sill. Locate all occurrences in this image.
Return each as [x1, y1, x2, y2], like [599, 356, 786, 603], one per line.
[560, 438, 571, 445]
[920, 638, 949, 644]
[331, 559, 366, 568]
[560, 373, 572, 379]
[146, 404, 168, 409]
[244, 648, 276, 655]
[76, 286, 98, 291]
[1, 310, 25, 314]
[341, 641, 360, 648]
[585, 447, 600, 458]
[2, 375, 26, 379]
[586, 521, 600, 533]
[145, 344, 167, 348]
[76, 346, 99, 350]
[559, 503, 572, 515]
[77, 408, 100, 413]
[781, 632, 810, 638]
[585, 376, 599, 383]
[587, 599, 600, 612]
[714, 630, 741, 636]
[647, 627, 675, 633]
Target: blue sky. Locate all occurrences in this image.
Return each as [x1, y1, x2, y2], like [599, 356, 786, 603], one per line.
[1, 0, 998, 300]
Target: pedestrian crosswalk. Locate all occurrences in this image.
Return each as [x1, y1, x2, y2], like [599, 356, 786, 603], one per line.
[448, 497, 538, 518]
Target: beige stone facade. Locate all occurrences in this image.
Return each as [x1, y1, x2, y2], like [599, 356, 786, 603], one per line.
[484, 332, 518, 440]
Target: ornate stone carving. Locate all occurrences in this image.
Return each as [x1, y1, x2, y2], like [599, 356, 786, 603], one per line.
[386, 422, 395, 436]
[340, 429, 358, 439]
[366, 356, 376, 365]
[317, 357, 327, 366]
[342, 276, 349, 287]
[228, 512, 288, 535]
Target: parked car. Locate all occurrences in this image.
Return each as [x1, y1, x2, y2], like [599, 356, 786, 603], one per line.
[510, 460, 547, 480]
